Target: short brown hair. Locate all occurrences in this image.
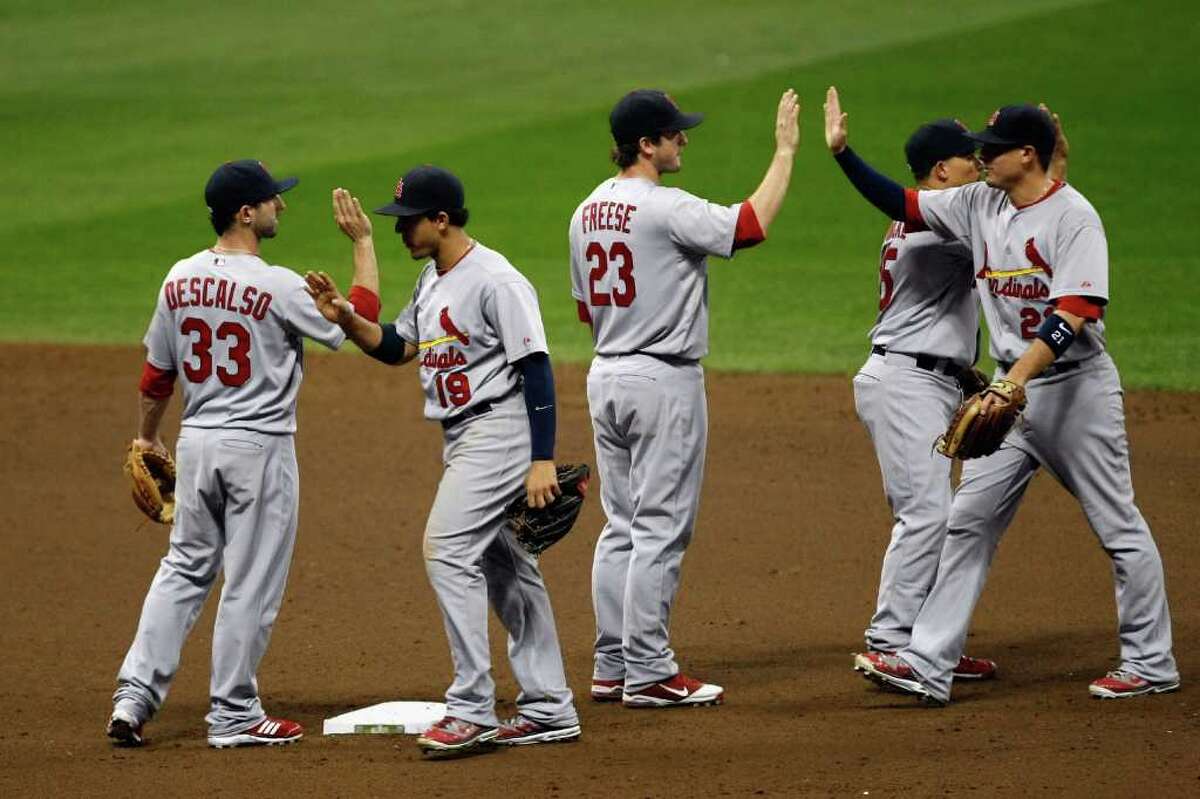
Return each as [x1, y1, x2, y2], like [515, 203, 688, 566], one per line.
[610, 135, 663, 168]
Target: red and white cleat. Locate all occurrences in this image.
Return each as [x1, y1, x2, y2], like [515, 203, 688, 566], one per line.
[623, 673, 724, 708]
[416, 717, 498, 754]
[590, 678, 623, 703]
[1088, 670, 1180, 699]
[496, 716, 581, 746]
[207, 717, 303, 749]
[953, 654, 998, 681]
[853, 652, 944, 705]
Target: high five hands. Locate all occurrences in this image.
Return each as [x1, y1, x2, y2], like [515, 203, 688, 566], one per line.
[824, 86, 848, 155]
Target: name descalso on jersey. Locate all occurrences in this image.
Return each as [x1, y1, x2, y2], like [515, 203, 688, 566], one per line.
[142, 250, 345, 434]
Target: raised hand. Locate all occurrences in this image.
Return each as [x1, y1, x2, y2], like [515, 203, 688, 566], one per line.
[333, 188, 373, 242]
[824, 86, 848, 154]
[1040, 102, 1069, 181]
[304, 270, 355, 325]
[775, 89, 800, 155]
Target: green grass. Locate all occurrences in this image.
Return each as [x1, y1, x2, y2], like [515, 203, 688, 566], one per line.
[2, 0, 1197, 388]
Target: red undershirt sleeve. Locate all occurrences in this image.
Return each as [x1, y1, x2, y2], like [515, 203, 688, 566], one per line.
[903, 189, 929, 231]
[139, 361, 177, 399]
[732, 202, 766, 251]
[1054, 295, 1106, 320]
[348, 285, 381, 323]
[576, 299, 592, 325]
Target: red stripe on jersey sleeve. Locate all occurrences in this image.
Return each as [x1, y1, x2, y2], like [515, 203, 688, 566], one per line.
[348, 285, 381, 323]
[576, 299, 592, 325]
[139, 361, 177, 399]
[1054, 295, 1105, 320]
[903, 188, 929, 231]
[732, 202, 766, 251]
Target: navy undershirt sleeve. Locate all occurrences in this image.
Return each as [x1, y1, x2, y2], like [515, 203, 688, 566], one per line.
[833, 146, 907, 221]
[367, 323, 407, 365]
[516, 352, 555, 461]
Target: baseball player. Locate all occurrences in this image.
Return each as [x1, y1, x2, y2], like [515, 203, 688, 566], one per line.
[848, 112, 1070, 685]
[107, 160, 356, 748]
[305, 166, 580, 754]
[569, 89, 799, 707]
[847, 118, 999, 681]
[826, 87, 1179, 704]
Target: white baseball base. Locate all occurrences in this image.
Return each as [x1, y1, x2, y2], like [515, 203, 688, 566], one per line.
[322, 701, 447, 735]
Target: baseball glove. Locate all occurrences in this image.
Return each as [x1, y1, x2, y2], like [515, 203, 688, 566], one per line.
[935, 379, 1026, 460]
[505, 463, 590, 557]
[123, 443, 177, 524]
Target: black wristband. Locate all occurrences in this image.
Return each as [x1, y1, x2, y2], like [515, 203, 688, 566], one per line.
[1036, 313, 1076, 358]
[517, 352, 556, 461]
[368, 323, 407, 365]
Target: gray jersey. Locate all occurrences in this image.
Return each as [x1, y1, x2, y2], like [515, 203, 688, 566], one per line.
[568, 177, 741, 359]
[869, 220, 977, 365]
[917, 181, 1109, 364]
[142, 250, 345, 434]
[394, 242, 548, 422]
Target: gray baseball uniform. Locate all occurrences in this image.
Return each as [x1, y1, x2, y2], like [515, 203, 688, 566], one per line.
[853, 220, 977, 653]
[897, 181, 1177, 702]
[396, 241, 577, 729]
[113, 250, 345, 737]
[569, 176, 743, 690]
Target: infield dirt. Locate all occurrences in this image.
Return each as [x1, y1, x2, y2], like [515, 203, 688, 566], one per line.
[2, 343, 1197, 797]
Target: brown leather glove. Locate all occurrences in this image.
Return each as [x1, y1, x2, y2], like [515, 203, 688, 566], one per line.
[935, 379, 1026, 459]
[123, 443, 177, 524]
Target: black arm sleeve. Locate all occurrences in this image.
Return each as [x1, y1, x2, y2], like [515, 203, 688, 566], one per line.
[516, 352, 555, 461]
[833, 146, 907, 221]
[367, 323, 407, 365]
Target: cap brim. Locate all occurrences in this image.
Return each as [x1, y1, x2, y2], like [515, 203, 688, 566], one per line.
[965, 129, 1016, 146]
[675, 111, 704, 131]
[273, 176, 299, 194]
[373, 201, 428, 217]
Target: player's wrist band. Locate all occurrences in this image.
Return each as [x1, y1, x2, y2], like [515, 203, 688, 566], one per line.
[1036, 313, 1076, 358]
[368, 323, 406, 364]
[518, 352, 556, 461]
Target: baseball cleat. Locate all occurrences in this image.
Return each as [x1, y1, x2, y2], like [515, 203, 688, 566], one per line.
[953, 654, 998, 681]
[207, 717, 303, 749]
[106, 709, 144, 748]
[590, 678, 623, 703]
[416, 717, 498, 755]
[1088, 670, 1181, 699]
[622, 673, 724, 708]
[853, 652, 945, 706]
[496, 716, 581, 746]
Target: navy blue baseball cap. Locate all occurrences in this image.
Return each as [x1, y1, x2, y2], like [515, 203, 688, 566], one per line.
[967, 105, 1056, 161]
[205, 160, 297, 219]
[374, 165, 465, 217]
[610, 89, 704, 145]
[905, 119, 977, 177]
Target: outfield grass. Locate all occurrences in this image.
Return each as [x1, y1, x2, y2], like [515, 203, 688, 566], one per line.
[2, 0, 1196, 388]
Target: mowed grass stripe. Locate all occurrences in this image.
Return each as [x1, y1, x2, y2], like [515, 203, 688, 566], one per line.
[5, 0, 1196, 390]
[0, 0, 1087, 231]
